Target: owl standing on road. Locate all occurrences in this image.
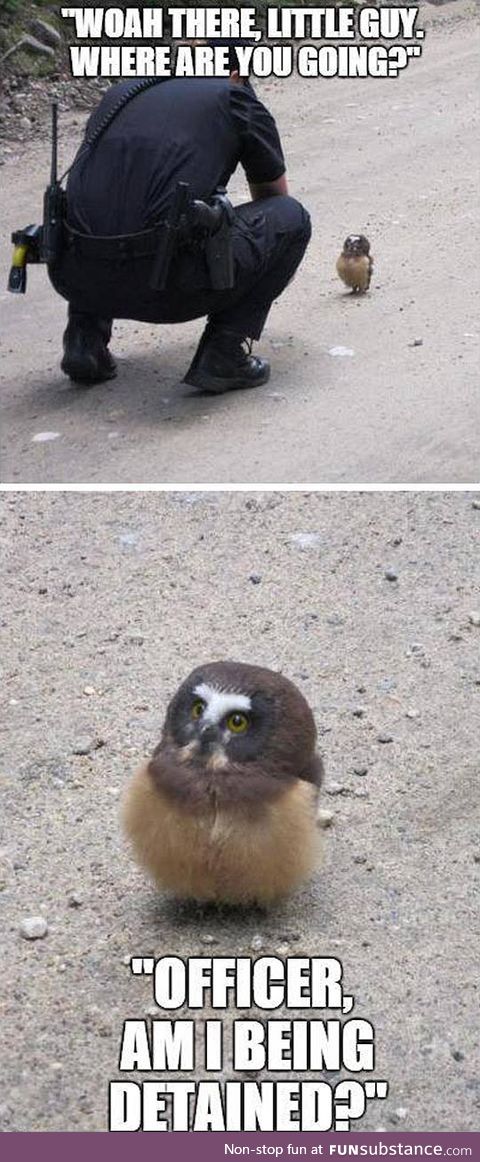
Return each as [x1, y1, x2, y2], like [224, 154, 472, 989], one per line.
[123, 661, 324, 906]
[336, 234, 373, 293]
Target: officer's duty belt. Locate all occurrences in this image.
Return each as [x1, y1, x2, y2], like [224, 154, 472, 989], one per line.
[64, 223, 165, 262]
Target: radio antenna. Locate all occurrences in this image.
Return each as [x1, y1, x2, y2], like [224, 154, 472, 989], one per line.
[50, 100, 58, 185]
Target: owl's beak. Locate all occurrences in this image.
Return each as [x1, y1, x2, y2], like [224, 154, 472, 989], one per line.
[199, 723, 220, 752]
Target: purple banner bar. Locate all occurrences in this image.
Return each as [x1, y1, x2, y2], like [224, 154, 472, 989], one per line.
[2, 1133, 478, 1159]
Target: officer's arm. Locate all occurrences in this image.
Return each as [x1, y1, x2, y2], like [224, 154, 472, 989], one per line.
[249, 173, 289, 201]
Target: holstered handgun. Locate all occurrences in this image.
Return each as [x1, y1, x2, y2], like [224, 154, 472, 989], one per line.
[203, 191, 234, 291]
[150, 186, 235, 293]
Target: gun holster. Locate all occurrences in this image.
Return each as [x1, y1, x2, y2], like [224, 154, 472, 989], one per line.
[201, 192, 235, 291]
[149, 185, 235, 293]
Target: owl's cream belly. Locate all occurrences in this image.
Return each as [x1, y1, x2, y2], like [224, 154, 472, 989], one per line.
[123, 763, 321, 905]
[336, 254, 371, 291]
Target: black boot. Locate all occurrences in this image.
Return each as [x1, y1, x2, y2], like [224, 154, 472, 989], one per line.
[61, 313, 117, 386]
[184, 325, 270, 394]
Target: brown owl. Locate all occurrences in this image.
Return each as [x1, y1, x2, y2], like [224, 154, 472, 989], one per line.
[123, 661, 324, 906]
[336, 234, 373, 293]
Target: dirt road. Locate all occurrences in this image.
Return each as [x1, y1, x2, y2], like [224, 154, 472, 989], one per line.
[1, 491, 479, 1131]
[1, 2, 479, 484]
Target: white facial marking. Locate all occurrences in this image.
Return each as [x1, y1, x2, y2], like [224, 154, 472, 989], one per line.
[193, 682, 251, 725]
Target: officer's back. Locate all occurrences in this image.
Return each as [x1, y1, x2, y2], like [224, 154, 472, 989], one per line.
[67, 77, 282, 235]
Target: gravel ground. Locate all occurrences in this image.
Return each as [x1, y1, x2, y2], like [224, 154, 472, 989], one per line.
[1, 490, 479, 1132]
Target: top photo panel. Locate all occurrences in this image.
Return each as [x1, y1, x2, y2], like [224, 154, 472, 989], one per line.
[1, 1, 479, 486]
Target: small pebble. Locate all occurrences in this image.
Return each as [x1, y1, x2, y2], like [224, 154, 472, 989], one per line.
[353, 766, 368, 776]
[328, 346, 354, 357]
[20, 915, 48, 940]
[405, 709, 420, 720]
[31, 431, 60, 443]
[410, 338, 423, 347]
[68, 894, 83, 908]
[291, 533, 323, 550]
[249, 574, 262, 585]
[251, 935, 264, 951]
[353, 788, 369, 799]
[352, 706, 366, 718]
[472, 500, 480, 510]
[451, 1049, 464, 1061]
[325, 782, 346, 796]
[395, 1107, 408, 1120]
[275, 944, 290, 957]
[353, 855, 368, 864]
[199, 933, 216, 945]
[377, 733, 393, 744]
[71, 737, 99, 756]
[384, 568, 398, 582]
[83, 686, 96, 696]
[468, 612, 480, 627]
[317, 808, 334, 828]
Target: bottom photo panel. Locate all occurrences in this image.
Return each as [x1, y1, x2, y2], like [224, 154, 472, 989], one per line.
[1, 490, 479, 1140]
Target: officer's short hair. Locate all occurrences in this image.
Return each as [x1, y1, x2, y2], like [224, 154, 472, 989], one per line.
[207, 38, 254, 75]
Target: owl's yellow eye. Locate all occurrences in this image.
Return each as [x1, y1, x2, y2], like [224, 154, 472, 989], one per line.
[191, 699, 205, 720]
[227, 712, 250, 734]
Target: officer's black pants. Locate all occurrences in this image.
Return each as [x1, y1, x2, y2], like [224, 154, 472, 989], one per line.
[51, 195, 311, 342]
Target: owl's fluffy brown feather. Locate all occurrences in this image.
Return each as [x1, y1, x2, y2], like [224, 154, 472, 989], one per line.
[148, 739, 323, 812]
[336, 252, 373, 293]
[123, 762, 321, 905]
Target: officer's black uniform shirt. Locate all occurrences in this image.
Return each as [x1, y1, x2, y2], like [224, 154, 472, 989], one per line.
[67, 78, 286, 236]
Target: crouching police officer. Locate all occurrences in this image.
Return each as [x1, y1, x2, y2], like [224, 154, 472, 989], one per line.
[51, 44, 312, 394]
